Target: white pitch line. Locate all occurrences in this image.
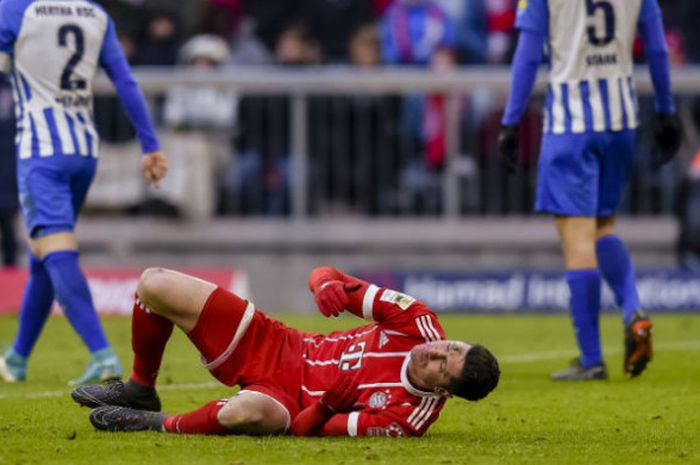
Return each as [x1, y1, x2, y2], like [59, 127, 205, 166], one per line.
[499, 340, 700, 364]
[1, 341, 699, 400]
[0, 381, 221, 401]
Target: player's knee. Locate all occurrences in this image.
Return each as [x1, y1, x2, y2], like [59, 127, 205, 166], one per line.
[216, 403, 266, 431]
[137, 268, 170, 311]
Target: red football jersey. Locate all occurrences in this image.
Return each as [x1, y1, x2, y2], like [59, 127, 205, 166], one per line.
[299, 269, 448, 437]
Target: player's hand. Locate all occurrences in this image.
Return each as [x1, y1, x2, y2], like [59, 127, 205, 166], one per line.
[142, 151, 169, 188]
[497, 124, 520, 174]
[652, 113, 683, 165]
[319, 375, 360, 414]
[313, 280, 349, 317]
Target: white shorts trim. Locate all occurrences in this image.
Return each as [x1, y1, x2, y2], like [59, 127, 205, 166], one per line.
[362, 285, 379, 321]
[347, 411, 360, 437]
[237, 389, 292, 433]
[201, 301, 255, 371]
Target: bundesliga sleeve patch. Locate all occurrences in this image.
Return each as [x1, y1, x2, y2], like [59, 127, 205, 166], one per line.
[379, 289, 416, 310]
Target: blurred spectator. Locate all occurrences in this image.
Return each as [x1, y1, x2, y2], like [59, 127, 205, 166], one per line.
[311, 25, 403, 214]
[242, 0, 301, 53]
[201, 0, 243, 40]
[676, 149, 700, 271]
[224, 23, 321, 215]
[680, 2, 700, 63]
[134, 9, 182, 66]
[164, 35, 237, 130]
[0, 77, 18, 268]
[228, 18, 274, 66]
[483, 0, 517, 64]
[434, 0, 488, 64]
[299, 0, 375, 62]
[371, 0, 394, 16]
[380, 0, 455, 66]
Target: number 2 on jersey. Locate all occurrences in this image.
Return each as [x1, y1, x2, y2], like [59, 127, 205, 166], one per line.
[585, 0, 615, 47]
[58, 24, 87, 90]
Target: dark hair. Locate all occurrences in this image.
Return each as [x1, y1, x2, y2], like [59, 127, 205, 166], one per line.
[447, 344, 500, 401]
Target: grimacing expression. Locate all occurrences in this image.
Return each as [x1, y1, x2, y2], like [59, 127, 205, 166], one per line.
[408, 340, 471, 393]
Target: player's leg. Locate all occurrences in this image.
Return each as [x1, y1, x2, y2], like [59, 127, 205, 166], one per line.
[88, 393, 289, 435]
[71, 268, 215, 410]
[28, 160, 122, 385]
[595, 130, 652, 377]
[596, 216, 641, 321]
[0, 252, 55, 382]
[551, 216, 605, 380]
[535, 134, 606, 380]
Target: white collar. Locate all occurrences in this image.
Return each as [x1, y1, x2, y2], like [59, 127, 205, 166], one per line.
[400, 354, 443, 399]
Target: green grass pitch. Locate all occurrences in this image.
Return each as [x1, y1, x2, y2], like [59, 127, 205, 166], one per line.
[1, 313, 698, 465]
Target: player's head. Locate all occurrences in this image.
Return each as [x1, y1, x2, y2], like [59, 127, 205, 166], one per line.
[407, 341, 500, 401]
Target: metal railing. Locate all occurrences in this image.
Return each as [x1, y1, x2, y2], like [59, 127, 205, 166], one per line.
[94, 66, 700, 220]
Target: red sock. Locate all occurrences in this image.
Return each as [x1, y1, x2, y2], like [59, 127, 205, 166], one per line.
[130, 295, 174, 387]
[163, 400, 229, 435]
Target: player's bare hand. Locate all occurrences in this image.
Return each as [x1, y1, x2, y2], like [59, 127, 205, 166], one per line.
[319, 375, 360, 414]
[142, 151, 168, 188]
[497, 124, 520, 174]
[314, 280, 349, 317]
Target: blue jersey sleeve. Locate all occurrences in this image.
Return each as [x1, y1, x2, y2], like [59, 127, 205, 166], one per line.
[515, 0, 549, 36]
[502, 29, 545, 126]
[638, 0, 674, 114]
[99, 18, 160, 153]
[639, 0, 662, 24]
[0, 0, 33, 72]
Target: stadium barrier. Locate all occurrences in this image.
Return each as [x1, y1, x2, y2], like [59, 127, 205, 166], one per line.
[89, 66, 700, 219]
[358, 270, 700, 312]
[0, 268, 250, 315]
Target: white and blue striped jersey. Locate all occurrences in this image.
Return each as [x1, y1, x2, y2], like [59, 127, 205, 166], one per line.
[516, 0, 660, 134]
[0, 0, 156, 160]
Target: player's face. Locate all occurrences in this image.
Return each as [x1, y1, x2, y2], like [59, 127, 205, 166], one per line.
[407, 340, 471, 394]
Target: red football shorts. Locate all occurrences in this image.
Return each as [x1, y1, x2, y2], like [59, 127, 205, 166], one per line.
[187, 287, 307, 422]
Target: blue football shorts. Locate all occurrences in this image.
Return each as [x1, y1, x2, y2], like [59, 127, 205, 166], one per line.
[535, 130, 636, 217]
[17, 156, 97, 239]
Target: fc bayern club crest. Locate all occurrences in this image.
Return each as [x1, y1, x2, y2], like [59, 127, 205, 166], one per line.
[369, 390, 390, 409]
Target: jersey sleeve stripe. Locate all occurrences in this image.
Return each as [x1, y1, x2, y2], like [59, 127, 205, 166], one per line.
[413, 398, 438, 430]
[416, 315, 440, 341]
[347, 411, 360, 437]
[201, 301, 255, 371]
[406, 398, 428, 425]
[415, 317, 431, 341]
[362, 284, 379, 321]
[421, 315, 442, 341]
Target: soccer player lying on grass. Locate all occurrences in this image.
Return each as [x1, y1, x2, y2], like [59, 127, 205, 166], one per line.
[71, 267, 500, 437]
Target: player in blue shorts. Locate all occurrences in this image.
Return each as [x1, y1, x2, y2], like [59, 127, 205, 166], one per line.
[498, 0, 681, 380]
[0, 0, 168, 385]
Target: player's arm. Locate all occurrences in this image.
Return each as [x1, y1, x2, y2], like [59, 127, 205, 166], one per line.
[290, 376, 360, 437]
[99, 18, 167, 186]
[0, 0, 25, 74]
[304, 400, 443, 437]
[638, 0, 681, 164]
[498, 0, 548, 172]
[309, 266, 434, 324]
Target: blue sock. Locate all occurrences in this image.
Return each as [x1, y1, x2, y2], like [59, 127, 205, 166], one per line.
[596, 235, 640, 324]
[12, 254, 55, 358]
[43, 251, 110, 353]
[566, 269, 603, 368]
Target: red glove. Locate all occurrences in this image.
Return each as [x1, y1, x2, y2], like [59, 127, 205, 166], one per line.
[312, 280, 350, 317]
[319, 375, 361, 414]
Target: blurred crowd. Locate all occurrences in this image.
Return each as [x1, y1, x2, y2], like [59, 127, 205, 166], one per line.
[3, 0, 700, 268]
